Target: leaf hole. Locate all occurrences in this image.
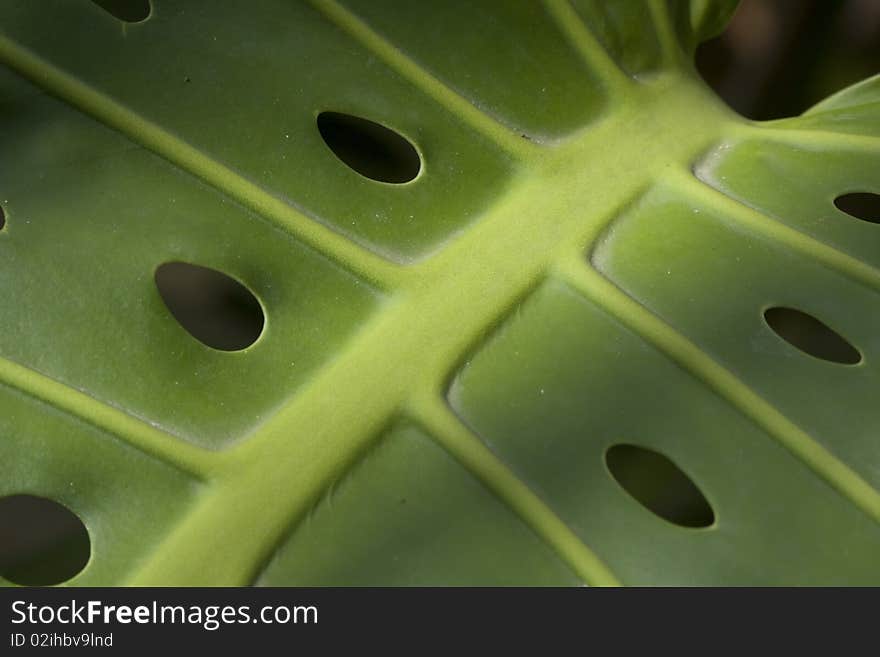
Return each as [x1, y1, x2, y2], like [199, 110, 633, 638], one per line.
[317, 112, 421, 184]
[155, 261, 264, 351]
[605, 444, 714, 528]
[834, 192, 880, 224]
[764, 306, 860, 365]
[0, 205, 5, 231]
[0, 494, 90, 586]
[91, 0, 151, 23]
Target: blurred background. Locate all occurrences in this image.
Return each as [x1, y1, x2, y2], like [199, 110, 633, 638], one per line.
[696, 0, 880, 120]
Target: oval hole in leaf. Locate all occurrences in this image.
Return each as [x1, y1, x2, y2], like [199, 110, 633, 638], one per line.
[91, 0, 151, 22]
[0, 205, 5, 230]
[764, 307, 860, 365]
[317, 112, 421, 184]
[155, 261, 264, 351]
[0, 494, 91, 586]
[834, 192, 880, 224]
[605, 444, 714, 528]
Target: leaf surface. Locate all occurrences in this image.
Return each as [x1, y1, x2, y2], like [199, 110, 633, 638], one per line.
[0, 0, 877, 585]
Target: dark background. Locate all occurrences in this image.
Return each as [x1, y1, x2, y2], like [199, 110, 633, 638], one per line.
[697, 0, 880, 120]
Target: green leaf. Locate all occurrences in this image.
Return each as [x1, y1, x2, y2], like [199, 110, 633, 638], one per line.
[0, 0, 877, 586]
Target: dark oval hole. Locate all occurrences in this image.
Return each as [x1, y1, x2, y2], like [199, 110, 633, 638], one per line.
[91, 0, 151, 22]
[155, 261, 264, 351]
[317, 112, 421, 184]
[764, 307, 860, 365]
[0, 205, 5, 231]
[834, 192, 880, 224]
[0, 494, 90, 586]
[605, 444, 714, 528]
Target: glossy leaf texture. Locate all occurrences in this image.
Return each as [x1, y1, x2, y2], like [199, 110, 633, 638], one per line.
[0, 0, 878, 586]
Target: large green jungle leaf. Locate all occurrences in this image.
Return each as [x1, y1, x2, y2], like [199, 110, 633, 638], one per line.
[0, 0, 878, 585]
